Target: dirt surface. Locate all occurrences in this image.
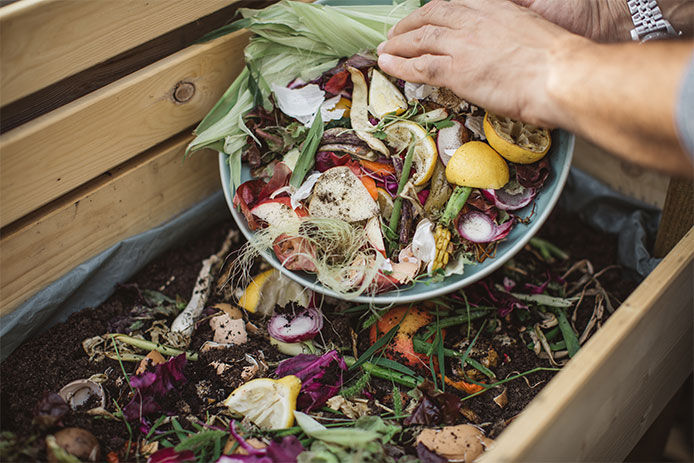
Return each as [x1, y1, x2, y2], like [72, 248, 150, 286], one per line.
[0, 210, 640, 461]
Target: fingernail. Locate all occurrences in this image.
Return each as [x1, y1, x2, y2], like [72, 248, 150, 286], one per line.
[376, 41, 385, 54]
[387, 27, 394, 39]
[378, 53, 393, 68]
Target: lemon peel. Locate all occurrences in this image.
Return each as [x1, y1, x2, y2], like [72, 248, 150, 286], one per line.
[368, 69, 407, 119]
[445, 141, 509, 189]
[383, 120, 437, 186]
[238, 269, 309, 316]
[483, 112, 551, 164]
[223, 376, 301, 430]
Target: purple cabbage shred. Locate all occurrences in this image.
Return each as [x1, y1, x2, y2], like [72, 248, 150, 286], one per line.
[123, 353, 187, 421]
[275, 350, 346, 411]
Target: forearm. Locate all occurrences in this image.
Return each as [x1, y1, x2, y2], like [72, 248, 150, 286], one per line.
[544, 37, 693, 176]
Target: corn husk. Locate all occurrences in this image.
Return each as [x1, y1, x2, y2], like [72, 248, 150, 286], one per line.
[186, 0, 419, 190]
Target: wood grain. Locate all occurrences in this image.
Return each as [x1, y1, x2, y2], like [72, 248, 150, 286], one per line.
[0, 133, 220, 316]
[0, 0, 238, 105]
[0, 0, 274, 133]
[481, 228, 694, 462]
[653, 178, 694, 258]
[572, 136, 670, 209]
[0, 30, 249, 228]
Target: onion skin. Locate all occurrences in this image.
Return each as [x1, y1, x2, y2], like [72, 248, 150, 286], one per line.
[481, 186, 536, 211]
[267, 308, 323, 343]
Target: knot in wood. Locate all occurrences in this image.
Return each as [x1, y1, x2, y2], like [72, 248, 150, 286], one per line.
[173, 81, 195, 103]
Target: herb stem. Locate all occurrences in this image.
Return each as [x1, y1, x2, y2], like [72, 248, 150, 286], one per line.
[388, 137, 417, 236]
[110, 334, 198, 361]
[343, 356, 420, 389]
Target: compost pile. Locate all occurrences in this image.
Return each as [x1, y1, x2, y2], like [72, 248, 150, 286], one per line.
[0, 209, 638, 463]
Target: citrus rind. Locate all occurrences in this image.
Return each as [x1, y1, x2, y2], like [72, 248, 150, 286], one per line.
[223, 376, 301, 430]
[483, 112, 551, 165]
[383, 120, 437, 186]
[368, 69, 407, 119]
[445, 141, 510, 189]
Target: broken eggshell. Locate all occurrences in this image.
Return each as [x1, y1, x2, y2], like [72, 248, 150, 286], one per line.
[210, 314, 248, 345]
[416, 424, 494, 462]
[58, 379, 106, 411]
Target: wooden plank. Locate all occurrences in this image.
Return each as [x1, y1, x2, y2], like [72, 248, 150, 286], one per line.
[0, 134, 220, 316]
[573, 136, 670, 209]
[0, 0, 275, 133]
[0, 0, 239, 105]
[481, 228, 694, 462]
[0, 30, 248, 228]
[653, 178, 694, 258]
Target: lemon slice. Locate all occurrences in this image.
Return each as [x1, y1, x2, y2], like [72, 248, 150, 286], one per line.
[383, 120, 437, 186]
[369, 69, 407, 119]
[483, 112, 551, 164]
[223, 376, 301, 430]
[238, 268, 309, 316]
[445, 141, 509, 189]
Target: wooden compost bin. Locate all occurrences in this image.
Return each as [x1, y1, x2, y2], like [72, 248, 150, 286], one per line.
[1, 1, 691, 461]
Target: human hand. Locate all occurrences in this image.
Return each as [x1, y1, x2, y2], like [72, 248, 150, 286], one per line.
[510, 0, 631, 43]
[376, 0, 588, 127]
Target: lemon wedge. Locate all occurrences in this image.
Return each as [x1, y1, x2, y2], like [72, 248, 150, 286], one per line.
[238, 268, 309, 316]
[223, 376, 301, 430]
[383, 120, 437, 186]
[483, 112, 551, 164]
[369, 69, 407, 119]
[445, 141, 509, 189]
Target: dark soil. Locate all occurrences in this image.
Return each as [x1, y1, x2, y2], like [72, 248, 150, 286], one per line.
[0, 210, 640, 461]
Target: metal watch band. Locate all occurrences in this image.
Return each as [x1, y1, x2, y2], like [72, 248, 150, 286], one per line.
[627, 0, 678, 41]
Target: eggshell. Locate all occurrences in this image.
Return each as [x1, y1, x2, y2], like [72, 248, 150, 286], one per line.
[210, 314, 247, 345]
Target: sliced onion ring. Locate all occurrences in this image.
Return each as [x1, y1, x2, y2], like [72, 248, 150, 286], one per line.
[267, 308, 323, 343]
[481, 184, 536, 211]
[457, 211, 514, 243]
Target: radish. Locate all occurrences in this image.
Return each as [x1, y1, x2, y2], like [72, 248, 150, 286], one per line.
[481, 183, 536, 211]
[457, 211, 514, 243]
[437, 121, 465, 166]
[251, 197, 307, 228]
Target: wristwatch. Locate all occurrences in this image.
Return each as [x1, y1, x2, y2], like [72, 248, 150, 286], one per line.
[627, 0, 680, 42]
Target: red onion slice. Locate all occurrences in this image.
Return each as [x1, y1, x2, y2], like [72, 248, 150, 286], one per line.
[481, 184, 536, 211]
[267, 308, 323, 343]
[457, 211, 515, 243]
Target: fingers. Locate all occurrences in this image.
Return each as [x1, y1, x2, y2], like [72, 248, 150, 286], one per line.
[387, 0, 468, 38]
[377, 53, 451, 88]
[378, 24, 453, 59]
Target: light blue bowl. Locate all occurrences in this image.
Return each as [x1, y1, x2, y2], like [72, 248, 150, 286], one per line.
[220, 128, 572, 304]
[219, 0, 574, 304]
